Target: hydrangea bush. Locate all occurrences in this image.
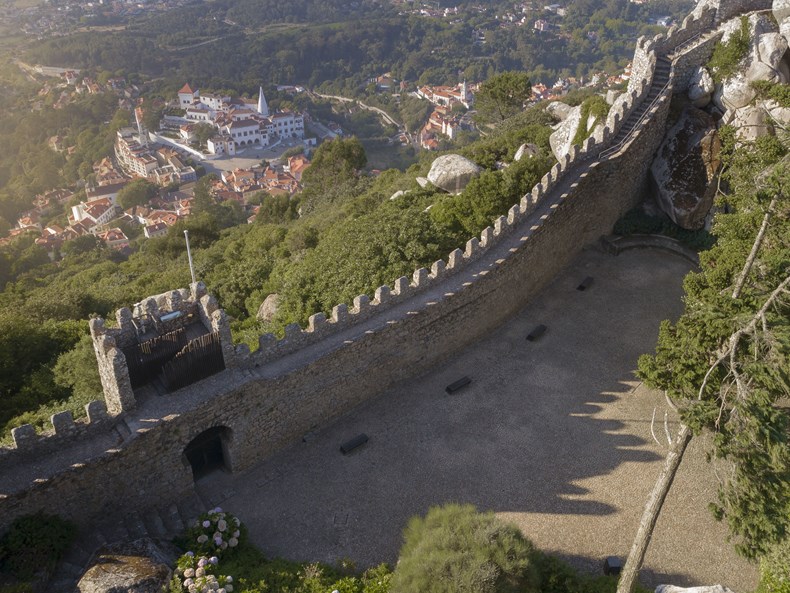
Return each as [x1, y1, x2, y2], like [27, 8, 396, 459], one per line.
[170, 508, 240, 593]
[174, 552, 235, 593]
[187, 507, 241, 557]
[169, 509, 396, 593]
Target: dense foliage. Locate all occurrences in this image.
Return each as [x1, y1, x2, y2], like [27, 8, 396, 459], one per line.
[22, 0, 685, 93]
[0, 93, 125, 224]
[0, 513, 76, 584]
[707, 16, 751, 83]
[637, 126, 789, 560]
[475, 72, 533, 124]
[756, 539, 790, 593]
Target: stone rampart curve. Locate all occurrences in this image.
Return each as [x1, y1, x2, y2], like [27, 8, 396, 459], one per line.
[0, 0, 766, 529]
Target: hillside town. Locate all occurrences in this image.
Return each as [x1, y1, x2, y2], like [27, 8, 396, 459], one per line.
[1, 81, 314, 255]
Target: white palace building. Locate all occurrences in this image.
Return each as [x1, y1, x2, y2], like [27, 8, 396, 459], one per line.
[176, 84, 305, 155]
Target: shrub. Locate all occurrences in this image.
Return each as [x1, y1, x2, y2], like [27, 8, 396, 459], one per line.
[181, 508, 242, 558]
[0, 512, 76, 581]
[751, 80, 790, 108]
[572, 95, 610, 147]
[708, 16, 751, 83]
[172, 552, 235, 593]
[390, 504, 538, 593]
[756, 540, 790, 593]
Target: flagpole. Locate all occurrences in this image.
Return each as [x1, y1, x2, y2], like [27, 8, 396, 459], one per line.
[184, 229, 196, 284]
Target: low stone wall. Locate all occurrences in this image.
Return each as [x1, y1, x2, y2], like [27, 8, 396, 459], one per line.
[601, 235, 701, 266]
[1, 402, 115, 462]
[671, 32, 724, 91]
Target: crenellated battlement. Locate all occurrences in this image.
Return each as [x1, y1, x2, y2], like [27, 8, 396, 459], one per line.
[4, 401, 111, 460]
[0, 0, 766, 536]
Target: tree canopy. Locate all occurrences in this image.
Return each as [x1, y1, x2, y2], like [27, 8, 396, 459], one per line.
[475, 72, 533, 124]
[117, 178, 159, 210]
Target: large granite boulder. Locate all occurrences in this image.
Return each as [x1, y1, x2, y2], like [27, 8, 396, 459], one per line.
[546, 101, 572, 121]
[714, 14, 790, 117]
[256, 293, 280, 322]
[78, 539, 174, 593]
[775, 0, 790, 41]
[549, 104, 582, 160]
[763, 98, 790, 126]
[426, 154, 482, 194]
[650, 105, 722, 230]
[655, 587, 736, 593]
[549, 104, 604, 160]
[687, 67, 715, 107]
[732, 103, 772, 142]
[717, 73, 757, 112]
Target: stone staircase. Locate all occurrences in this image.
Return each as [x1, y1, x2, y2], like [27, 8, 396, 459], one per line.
[605, 56, 672, 153]
[48, 489, 208, 593]
[110, 416, 133, 443]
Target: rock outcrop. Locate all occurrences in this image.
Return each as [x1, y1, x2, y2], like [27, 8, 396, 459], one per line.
[650, 105, 721, 229]
[549, 104, 583, 160]
[549, 104, 604, 160]
[426, 154, 482, 194]
[655, 586, 736, 593]
[78, 539, 173, 593]
[712, 11, 790, 138]
[257, 293, 280, 322]
[688, 66, 715, 107]
[546, 101, 572, 121]
[776, 0, 790, 41]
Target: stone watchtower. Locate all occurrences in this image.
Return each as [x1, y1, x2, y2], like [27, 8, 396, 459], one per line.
[89, 281, 236, 415]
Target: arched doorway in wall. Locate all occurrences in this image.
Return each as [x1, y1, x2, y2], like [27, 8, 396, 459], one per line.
[183, 426, 233, 481]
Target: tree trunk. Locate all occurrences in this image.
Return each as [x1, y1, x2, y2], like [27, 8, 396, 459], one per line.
[731, 195, 777, 299]
[616, 423, 693, 593]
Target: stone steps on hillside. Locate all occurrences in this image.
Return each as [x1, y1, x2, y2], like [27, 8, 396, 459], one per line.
[606, 57, 672, 148]
[48, 490, 208, 592]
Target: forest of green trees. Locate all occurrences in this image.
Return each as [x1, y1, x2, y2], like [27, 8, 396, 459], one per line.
[24, 0, 691, 95]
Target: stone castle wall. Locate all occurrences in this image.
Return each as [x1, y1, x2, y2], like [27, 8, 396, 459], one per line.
[0, 89, 672, 531]
[0, 0, 762, 534]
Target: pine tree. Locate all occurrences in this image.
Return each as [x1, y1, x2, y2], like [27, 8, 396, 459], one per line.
[617, 133, 789, 593]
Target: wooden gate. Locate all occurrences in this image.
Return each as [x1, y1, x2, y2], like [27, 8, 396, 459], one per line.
[161, 331, 225, 392]
[123, 328, 188, 388]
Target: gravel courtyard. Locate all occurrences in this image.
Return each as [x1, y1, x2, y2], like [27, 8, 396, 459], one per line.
[196, 246, 757, 591]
